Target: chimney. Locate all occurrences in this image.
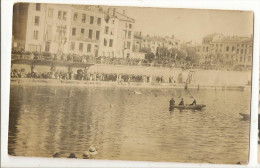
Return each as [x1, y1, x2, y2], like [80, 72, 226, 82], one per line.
[113, 8, 116, 16]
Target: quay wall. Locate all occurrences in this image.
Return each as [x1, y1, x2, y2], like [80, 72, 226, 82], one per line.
[12, 64, 252, 86]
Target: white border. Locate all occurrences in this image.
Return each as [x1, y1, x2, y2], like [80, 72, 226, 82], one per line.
[1, 0, 260, 167]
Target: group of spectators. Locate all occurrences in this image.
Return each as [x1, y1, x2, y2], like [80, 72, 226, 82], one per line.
[11, 49, 197, 69]
[11, 49, 250, 71]
[11, 68, 177, 83]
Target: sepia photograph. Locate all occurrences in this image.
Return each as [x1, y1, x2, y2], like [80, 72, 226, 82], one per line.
[8, 2, 254, 164]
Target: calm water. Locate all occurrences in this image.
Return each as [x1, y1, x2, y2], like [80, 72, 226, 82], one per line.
[8, 85, 250, 164]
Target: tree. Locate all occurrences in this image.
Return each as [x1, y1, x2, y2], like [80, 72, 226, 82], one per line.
[140, 47, 152, 54]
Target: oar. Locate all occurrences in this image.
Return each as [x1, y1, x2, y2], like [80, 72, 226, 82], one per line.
[184, 104, 189, 110]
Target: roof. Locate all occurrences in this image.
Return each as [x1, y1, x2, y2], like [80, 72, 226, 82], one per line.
[212, 36, 252, 43]
[114, 11, 135, 22]
[142, 36, 167, 43]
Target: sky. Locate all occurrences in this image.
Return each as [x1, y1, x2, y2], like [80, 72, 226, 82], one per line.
[113, 6, 253, 43]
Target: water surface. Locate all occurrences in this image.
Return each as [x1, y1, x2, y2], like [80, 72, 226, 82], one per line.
[8, 85, 250, 164]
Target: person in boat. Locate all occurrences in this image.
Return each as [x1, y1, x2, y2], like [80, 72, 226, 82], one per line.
[191, 99, 196, 105]
[179, 98, 184, 106]
[169, 98, 175, 106]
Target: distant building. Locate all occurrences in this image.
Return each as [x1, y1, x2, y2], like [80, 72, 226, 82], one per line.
[100, 8, 135, 58]
[133, 34, 180, 55]
[199, 33, 253, 67]
[133, 31, 142, 52]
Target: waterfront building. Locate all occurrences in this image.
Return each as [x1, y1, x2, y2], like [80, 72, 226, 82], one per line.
[199, 33, 253, 67]
[68, 5, 103, 57]
[100, 8, 135, 58]
[12, 3, 103, 57]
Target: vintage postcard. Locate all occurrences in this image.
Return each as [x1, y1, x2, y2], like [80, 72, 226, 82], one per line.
[9, 3, 253, 164]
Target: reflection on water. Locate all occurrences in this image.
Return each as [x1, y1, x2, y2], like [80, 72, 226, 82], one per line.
[8, 85, 250, 164]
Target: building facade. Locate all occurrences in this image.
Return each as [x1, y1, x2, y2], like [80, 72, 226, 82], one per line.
[68, 6, 103, 57]
[198, 34, 253, 67]
[99, 8, 135, 58]
[12, 3, 104, 58]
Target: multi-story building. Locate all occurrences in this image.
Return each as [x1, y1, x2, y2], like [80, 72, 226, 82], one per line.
[68, 6, 103, 57]
[12, 3, 103, 58]
[99, 8, 118, 58]
[99, 8, 135, 58]
[198, 34, 253, 67]
[133, 31, 142, 52]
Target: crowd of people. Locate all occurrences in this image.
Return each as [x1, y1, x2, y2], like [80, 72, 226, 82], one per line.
[11, 68, 178, 84]
[11, 49, 203, 70]
[11, 49, 250, 71]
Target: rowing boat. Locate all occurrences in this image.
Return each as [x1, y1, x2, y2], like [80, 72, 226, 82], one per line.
[169, 104, 206, 110]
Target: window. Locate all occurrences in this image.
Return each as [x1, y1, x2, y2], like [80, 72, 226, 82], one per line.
[90, 16, 94, 24]
[112, 20, 115, 24]
[96, 31, 100, 40]
[48, 8, 53, 18]
[216, 44, 218, 47]
[82, 14, 86, 23]
[87, 44, 91, 52]
[127, 42, 131, 49]
[220, 44, 223, 47]
[33, 30, 39, 40]
[88, 29, 93, 39]
[34, 16, 40, 26]
[72, 28, 76, 36]
[127, 53, 130, 58]
[58, 11, 62, 20]
[237, 44, 240, 47]
[232, 46, 235, 52]
[245, 49, 247, 54]
[79, 43, 83, 52]
[240, 57, 242, 62]
[236, 49, 239, 54]
[129, 24, 132, 29]
[63, 12, 67, 21]
[81, 28, 85, 36]
[226, 46, 229, 52]
[45, 42, 50, 52]
[73, 13, 78, 21]
[70, 42, 75, 51]
[242, 44, 244, 47]
[104, 39, 107, 46]
[105, 26, 109, 34]
[128, 31, 131, 39]
[240, 49, 243, 54]
[109, 39, 113, 47]
[36, 3, 41, 11]
[97, 18, 101, 25]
